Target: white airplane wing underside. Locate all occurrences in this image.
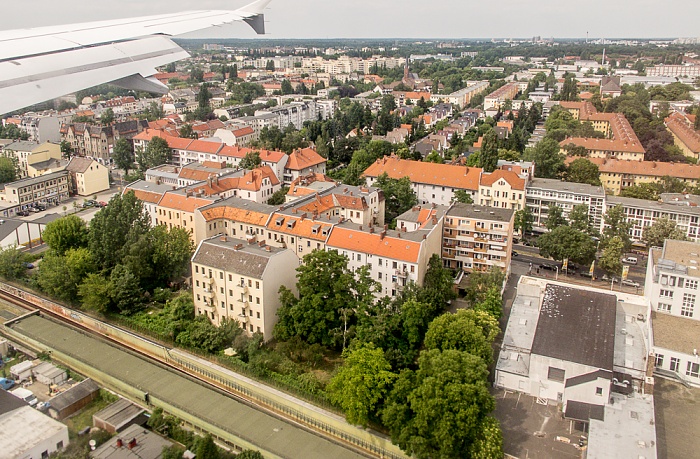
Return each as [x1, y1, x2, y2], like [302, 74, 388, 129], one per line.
[0, 0, 270, 115]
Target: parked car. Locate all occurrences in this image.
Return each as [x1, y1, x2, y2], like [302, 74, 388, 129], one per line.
[22, 262, 34, 269]
[83, 201, 95, 207]
[622, 279, 640, 288]
[622, 257, 638, 265]
[98, 201, 108, 207]
[602, 274, 619, 283]
[28, 207, 41, 213]
[0, 378, 15, 390]
[580, 272, 593, 278]
[511, 251, 518, 257]
[539, 263, 556, 271]
[16, 210, 29, 217]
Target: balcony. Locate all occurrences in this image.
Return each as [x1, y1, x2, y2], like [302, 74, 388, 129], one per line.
[237, 314, 248, 323]
[396, 269, 408, 278]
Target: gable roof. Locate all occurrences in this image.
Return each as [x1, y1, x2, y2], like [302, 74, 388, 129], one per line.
[666, 113, 700, 153]
[479, 169, 526, 190]
[363, 155, 482, 191]
[577, 157, 700, 180]
[158, 191, 217, 213]
[326, 225, 423, 263]
[285, 148, 327, 171]
[198, 198, 275, 226]
[65, 157, 97, 174]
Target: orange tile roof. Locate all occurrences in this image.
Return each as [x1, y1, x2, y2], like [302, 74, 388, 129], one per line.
[158, 192, 216, 213]
[267, 214, 334, 241]
[363, 155, 482, 191]
[202, 161, 226, 169]
[405, 92, 432, 100]
[285, 148, 327, 171]
[125, 188, 166, 204]
[287, 173, 336, 198]
[326, 226, 422, 263]
[485, 82, 519, 99]
[666, 114, 700, 153]
[295, 195, 336, 214]
[178, 168, 218, 182]
[479, 169, 526, 190]
[218, 146, 287, 163]
[200, 206, 272, 226]
[232, 126, 255, 137]
[167, 137, 195, 149]
[560, 137, 645, 154]
[238, 166, 280, 191]
[132, 129, 173, 142]
[572, 157, 700, 180]
[186, 140, 224, 154]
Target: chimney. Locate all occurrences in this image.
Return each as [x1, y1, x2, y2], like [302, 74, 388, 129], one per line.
[402, 227, 407, 232]
[432, 217, 437, 224]
[265, 245, 271, 252]
[234, 243, 243, 250]
[370, 227, 375, 233]
[384, 224, 388, 231]
[422, 234, 427, 239]
[258, 240, 265, 247]
[380, 230, 386, 240]
[292, 208, 297, 213]
[220, 235, 228, 242]
[359, 225, 363, 231]
[398, 232, 401, 238]
[128, 438, 137, 450]
[116, 439, 123, 448]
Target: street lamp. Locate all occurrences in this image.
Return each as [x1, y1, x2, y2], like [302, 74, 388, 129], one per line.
[555, 265, 559, 281]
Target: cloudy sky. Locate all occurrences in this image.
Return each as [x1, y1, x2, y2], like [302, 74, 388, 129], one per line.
[4, 0, 699, 39]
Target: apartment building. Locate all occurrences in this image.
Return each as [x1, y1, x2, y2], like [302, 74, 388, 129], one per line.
[483, 82, 520, 110]
[123, 180, 174, 227]
[665, 112, 700, 160]
[478, 170, 527, 211]
[290, 184, 385, 227]
[559, 102, 645, 161]
[442, 203, 514, 275]
[326, 208, 444, 298]
[2, 171, 69, 208]
[578, 157, 700, 195]
[526, 178, 606, 232]
[191, 236, 297, 339]
[647, 240, 700, 387]
[607, 195, 700, 242]
[155, 189, 219, 238]
[61, 120, 148, 164]
[283, 148, 327, 184]
[286, 173, 337, 202]
[185, 166, 281, 203]
[439, 81, 490, 108]
[195, 197, 276, 245]
[65, 157, 110, 197]
[646, 64, 700, 78]
[2, 141, 61, 179]
[363, 155, 482, 206]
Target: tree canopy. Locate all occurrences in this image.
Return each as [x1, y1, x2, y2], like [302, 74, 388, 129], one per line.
[642, 216, 688, 248]
[537, 226, 597, 265]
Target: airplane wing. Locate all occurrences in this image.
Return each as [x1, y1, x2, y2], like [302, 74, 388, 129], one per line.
[0, 0, 270, 115]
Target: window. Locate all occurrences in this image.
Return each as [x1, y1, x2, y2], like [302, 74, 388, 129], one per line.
[682, 293, 696, 317]
[687, 280, 698, 290]
[257, 312, 260, 319]
[655, 354, 664, 368]
[658, 303, 672, 313]
[671, 357, 680, 372]
[547, 367, 565, 382]
[256, 281, 260, 289]
[660, 289, 673, 298]
[687, 362, 700, 378]
[595, 387, 603, 396]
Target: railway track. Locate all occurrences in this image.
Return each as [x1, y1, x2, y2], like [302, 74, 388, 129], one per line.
[0, 283, 406, 459]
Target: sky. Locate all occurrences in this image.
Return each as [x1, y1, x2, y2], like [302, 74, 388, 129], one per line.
[3, 0, 700, 40]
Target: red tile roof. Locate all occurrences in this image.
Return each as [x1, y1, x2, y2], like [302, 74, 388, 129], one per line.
[363, 155, 482, 191]
[571, 157, 700, 180]
[666, 113, 700, 154]
[158, 192, 216, 213]
[479, 169, 526, 190]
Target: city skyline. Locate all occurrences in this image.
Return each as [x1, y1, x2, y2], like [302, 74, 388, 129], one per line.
[4, 0, 700, 40]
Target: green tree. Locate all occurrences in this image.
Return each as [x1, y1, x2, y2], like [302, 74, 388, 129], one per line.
[109, 264, 144, 314]
[569, 204, 592, 233]
[560, 73, 579, 101]
[36, 248, 95, 303]
[266, 60, 276, 72]
[138, 136, 171, 171]
[327, 344, 397, 427]
[161, 446, 186, 459]
[374, 173, 417, 223]
[100, 108, 114, 125]
[537, 226, 597, 265]
[619, 183, 660, 201]
[179, 124, 198, 139]
[545, 204, 566, 231]
[237, 451, 265, 459]
[78, 273, 112, 313]
[42, 215, 89, 256]
[474, 285, 504, 320]
[281, 79, 293, 95]
[453, 189, 474, 204]
[195, 435, 220, 459]
[602, 205, 632, 252]
[274, 251, 377, 349]
[0, 157, 17, 184]
[513, 208, 534, 236]
[416, 254, 458, 315]
[424, 151, 443, 163]
[240, 151, 262, 170]
[642, 216, 688, 248]
[0, 245, 28, 280]
[267, 186, 289, 205]
[88, 191, 150, 271]
[565, 158, 601, 186]
[478, 130, 499, 173]
[112, 138, 135, 174]
[424, 309, 499, 363]
[522, 138, 565, 178]
[383, 349, 499, 459]
[599, 236, 624, 276]
[471, 416, 504, 459]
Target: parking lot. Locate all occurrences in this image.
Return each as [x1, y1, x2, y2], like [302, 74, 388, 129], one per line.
[492, 388, 586, 459]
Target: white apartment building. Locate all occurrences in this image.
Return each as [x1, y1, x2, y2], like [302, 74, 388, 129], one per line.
[526, 178, 606, 232]
[326, 207, 444, 299]
[647, 240, 700, 388]
[607, 196, 700, 242]
[478, 170, 527, 211]
[191, 236, 298, 340]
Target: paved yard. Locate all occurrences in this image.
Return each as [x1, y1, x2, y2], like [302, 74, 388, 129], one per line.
[654, 377, 700, 459]
[493, 388, 585, 459]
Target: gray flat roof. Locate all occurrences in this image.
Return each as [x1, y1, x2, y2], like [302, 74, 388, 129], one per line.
[528, 177, 605, 196]
[90, 424, 173, 459]
[49, 378, 98, 412]
[652, 310, 700, 355]
[607, 195, 700, 215]
[5, 171, 68, 188]
[447, 203, 514, 223]
[124, 180, 175, 195]
[531, 284, 617, 370]
[192, 236, 285, 278]
[93, 398, 145, 431]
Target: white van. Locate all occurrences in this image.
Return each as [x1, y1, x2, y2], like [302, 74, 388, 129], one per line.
[10, 387, 38, 407]
[622, 256, 638, 265]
